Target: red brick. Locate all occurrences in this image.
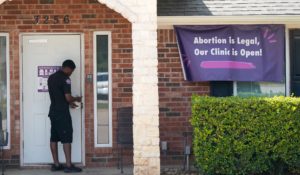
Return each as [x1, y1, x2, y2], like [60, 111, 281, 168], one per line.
[1, 0, 132, 168]
[158, 29, 210, 166]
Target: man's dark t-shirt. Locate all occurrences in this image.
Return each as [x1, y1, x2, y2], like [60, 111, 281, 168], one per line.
[48, 70, 71, 117]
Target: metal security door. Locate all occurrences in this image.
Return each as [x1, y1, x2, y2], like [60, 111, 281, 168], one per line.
[22, 34, 82, 164]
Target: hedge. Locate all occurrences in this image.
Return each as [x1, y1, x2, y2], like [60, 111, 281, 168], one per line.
[191, 96, 300, 175]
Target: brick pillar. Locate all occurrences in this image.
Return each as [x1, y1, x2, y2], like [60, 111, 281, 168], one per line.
[97, 1, 160, 175]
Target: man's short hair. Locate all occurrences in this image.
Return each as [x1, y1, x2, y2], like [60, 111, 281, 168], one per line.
[62, 59, 76, 70]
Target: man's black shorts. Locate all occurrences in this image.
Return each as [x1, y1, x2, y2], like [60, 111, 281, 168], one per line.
[49, 114, 73, 144]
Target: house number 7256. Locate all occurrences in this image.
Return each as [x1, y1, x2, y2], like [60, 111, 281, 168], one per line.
[34, 15, 70, 24]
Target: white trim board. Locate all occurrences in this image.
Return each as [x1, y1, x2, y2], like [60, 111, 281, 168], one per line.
[285, 27, 291, 96]
[158, 15, 300, 29]
[80, 33, 86, 166]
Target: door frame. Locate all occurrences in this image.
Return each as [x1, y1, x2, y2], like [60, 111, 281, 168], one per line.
[19, 33, 85, 166]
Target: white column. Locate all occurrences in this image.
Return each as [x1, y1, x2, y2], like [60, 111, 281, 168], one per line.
[132, 21, 160, 174]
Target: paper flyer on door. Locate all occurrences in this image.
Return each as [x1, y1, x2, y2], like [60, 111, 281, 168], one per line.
[37, 66, 61, 92]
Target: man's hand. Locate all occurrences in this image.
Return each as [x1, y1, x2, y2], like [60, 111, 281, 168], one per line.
[75, 96, 82, 102]
[70, 102, 78, 109]
[65, 94, 82, 103]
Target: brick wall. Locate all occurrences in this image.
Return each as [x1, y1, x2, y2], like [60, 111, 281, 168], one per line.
[0, 0, 133, 167]
[0, 0, 205, 169]
[158, 29, 210, 165]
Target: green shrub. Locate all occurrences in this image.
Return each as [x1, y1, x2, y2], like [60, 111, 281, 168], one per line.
[191, 96, 300, 175]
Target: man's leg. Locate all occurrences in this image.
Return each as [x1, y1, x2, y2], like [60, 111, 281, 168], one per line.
[63, 143, 72, 167]
[63, 142, 82, 173]
[62, 115, 81, 172]
[50, 117, 64, 171]
[50, 142, 59, 165]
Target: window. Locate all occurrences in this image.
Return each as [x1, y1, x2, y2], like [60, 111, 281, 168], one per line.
[0, 33, 10, 148]
[94, 32, 112, 147]
[210, 67, 286, 98]
[210, 81, 233, 97]
[211, 81, 286, 97]
[234, 82, 285, 97]
[234, 82, 286, 97]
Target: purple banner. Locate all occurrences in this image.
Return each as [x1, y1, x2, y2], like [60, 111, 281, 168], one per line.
[174, 25, 285, 82]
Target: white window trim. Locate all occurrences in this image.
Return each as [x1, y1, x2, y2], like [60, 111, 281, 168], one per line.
[233, 82, 237, 96]
[93, 31, 112, 148]
[285, 27, 291, 96]
[0, 33, 10, 149]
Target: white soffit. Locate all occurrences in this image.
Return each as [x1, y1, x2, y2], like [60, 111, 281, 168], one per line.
[158, 16, 300, 29]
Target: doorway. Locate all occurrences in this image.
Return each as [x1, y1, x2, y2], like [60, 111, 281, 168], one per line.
[22, 34, 83, 164]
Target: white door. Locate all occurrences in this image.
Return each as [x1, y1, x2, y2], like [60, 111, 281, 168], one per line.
[22, 34, 82, 164]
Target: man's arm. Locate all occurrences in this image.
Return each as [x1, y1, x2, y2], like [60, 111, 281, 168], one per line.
[65, 94, 82, 104]
[63, 77, 82, 107]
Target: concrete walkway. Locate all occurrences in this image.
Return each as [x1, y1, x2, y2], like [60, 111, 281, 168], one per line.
[4, 167, 133, 175]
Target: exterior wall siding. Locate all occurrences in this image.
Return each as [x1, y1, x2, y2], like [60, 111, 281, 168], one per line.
[157, 29, 210, 165]
[0, 0, 133, 167]
[158, 0, 300, 16]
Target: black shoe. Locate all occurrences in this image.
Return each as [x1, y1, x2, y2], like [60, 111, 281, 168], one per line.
[51, 164, 64, 171]
[64, 165, 82, 173]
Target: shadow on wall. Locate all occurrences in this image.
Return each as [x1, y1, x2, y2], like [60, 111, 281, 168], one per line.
[158, 0, 212, 16]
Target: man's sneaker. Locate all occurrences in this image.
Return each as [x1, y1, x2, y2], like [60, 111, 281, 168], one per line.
[64, 165, 82, 173]
[51, 164, 64, 171]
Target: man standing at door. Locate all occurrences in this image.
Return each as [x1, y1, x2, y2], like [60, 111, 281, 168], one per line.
[48, 59, 82, 173]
